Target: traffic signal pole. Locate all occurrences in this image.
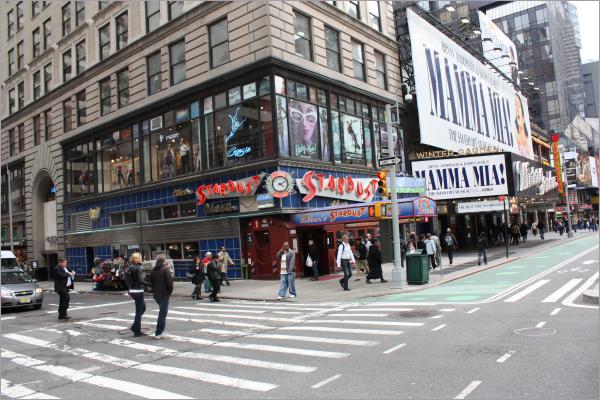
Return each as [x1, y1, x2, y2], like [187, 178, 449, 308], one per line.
[386, 105, 403, 289]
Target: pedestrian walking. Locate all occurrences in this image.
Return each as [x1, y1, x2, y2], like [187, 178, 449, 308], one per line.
[366, 239, 387, 284]
[538, 220, 546, 239]
[425, 233, 437, 270]
[354, 237, 369, 281]
[150, 254, 173, 339]
[217, 246, 233, 287]
[416, 234, 427, 253]
[272, 242, 297, 299]
[520, 222, 528, 242]
[510, 222, 520, 245]
[206, 253, 221, 303]
[365, 233, 373, 252]
[408, 232, 417, 253]
[307, 239, 319, 281]
[444, 228, 457, 265]
[431, 231, 442, 268]
[124, 252, 146, 336]
[336, 234, 355, 291]
[531, 221, 538, 236]
[477, 232, 488, 265]
[53, 258, 76, 321]
[189, 256, 205, 300]
[558, 220, 564, 235]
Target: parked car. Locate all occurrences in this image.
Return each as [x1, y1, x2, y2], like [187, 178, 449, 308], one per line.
[1, 267, 43, 310]
[1, 250, 20, 269]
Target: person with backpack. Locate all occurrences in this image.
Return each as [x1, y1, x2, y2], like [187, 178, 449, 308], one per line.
[336, 234, 355, 291]
[189, 256, 205, 300]
[443, 228, 457, 265]
[150, 254, 173, 339]
[125, 252, 146, 337]
[206, 253, 222, 303]
[354, 237, 369, 281]
[477, 232, 488, 266]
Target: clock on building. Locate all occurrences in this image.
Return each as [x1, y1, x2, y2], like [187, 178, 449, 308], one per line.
[265, 171, 295, 199]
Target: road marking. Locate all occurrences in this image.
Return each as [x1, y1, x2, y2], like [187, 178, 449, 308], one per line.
[562, 272, 599, 309]
[327, 313, 389, 317]
[80, 366, 103, 373]
[454, 381, 482, 399]
[430, 315, 443, 319]
[1, 378, 60, 399]
[504, 280, 550, 303]
[0, 316, 15, 321]
[141, 314, 272, 329]
[0, 348, 192, 399]
[182, 307, 266, 314]
[44, 300, 131, 314]
[311, 374, 341, 389]
[279, 326, 403, 336]
[550, 308, 562, 316]
[305, 319, 423, 327]
[251, 334, 378, 346]
[431, 324, 447, 331]
[583, 260, 598, 265]
[536, 321, 547, 328]
[439, 308, 456, 312]
[345, 308, 413, 312]
[382, 343, 406, 354]
[496, 351, 514, 363]
[208, 303, 323, 311]
[169, 308, 302, 323]
[541, 279, 583, 303]
[466, 307, 480, 314]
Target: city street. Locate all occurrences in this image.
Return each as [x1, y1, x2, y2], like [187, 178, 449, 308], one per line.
[1, 235, 597, 400]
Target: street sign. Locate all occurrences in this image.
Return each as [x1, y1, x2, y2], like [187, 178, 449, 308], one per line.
[378, 156, 402, 167]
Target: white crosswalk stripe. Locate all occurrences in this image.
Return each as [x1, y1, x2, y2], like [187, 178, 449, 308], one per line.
[1, 379, 60, 399]
[541, 279, 583, 303]
[504, 279, 551, 302]
[279, 326, 404, 335]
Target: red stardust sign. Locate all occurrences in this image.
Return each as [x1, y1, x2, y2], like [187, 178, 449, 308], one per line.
[196, 174, 264, 205]
[299, 171, 379, 203]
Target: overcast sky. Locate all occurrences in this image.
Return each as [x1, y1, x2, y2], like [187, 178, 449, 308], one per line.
[572, 1, 599, 63]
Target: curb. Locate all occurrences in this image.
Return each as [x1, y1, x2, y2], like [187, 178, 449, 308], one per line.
[582, 286, 599, 305]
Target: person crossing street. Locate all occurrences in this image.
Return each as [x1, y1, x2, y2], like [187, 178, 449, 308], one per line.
[53, 258, 76, 321]
[336, 235, 355, 291]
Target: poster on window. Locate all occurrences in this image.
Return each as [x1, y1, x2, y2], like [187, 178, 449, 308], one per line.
[276, 96, 289, 156]
[216, 105, 257, 162]
[341, 114, 363, 163]
[576, 152, 592, 187]
[407, 9, 533, 160]
[288, 99, 319, 159]
[319, 107, 330, 161]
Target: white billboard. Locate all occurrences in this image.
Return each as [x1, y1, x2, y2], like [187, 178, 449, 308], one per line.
[412, 154, 509, 200]
[478, 11, 519, 83]
[457, 199, 508, 213]
[407, 9, 533, 160]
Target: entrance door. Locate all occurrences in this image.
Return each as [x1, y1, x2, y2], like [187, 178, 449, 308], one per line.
[254, 230, 271, 277]
[298, 229, 328, 277]
[86, 247, 95, 275]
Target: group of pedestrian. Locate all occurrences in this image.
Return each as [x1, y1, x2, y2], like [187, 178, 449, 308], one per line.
[188, 246, 234, 302]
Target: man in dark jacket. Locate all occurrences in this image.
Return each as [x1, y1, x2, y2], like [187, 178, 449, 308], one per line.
[125, 252, 146, 337]
[366, 239, 386, 284]
[150, 254, 173, 339]
[53, 258, 76, 320]
[206, 252, 221, 303]
[477, 232, 488, 266]
[307, 239, 319, 281]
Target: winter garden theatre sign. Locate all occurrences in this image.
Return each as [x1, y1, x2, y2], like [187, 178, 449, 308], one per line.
[411, 154, 508, 200]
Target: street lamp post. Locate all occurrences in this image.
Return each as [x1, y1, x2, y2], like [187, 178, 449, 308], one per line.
[386, 105, 403, 289]
[563, 164, 574, 238]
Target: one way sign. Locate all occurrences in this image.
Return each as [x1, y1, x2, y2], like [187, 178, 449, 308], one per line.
[378, 156, 402, 167]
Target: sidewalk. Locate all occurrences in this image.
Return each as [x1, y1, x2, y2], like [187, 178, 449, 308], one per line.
[38, 231, 596, 303]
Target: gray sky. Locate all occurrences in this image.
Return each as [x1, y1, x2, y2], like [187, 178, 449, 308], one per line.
[572, 1, 599, 63]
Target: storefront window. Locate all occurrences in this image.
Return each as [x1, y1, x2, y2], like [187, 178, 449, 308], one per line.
[166, 242, 182, 259]
[180, 202, 197, 217]
[183, 242, 199, 259]
[99, 135, 134, 192]
[149, 121, 192, 181]
[319, 107, 330, 161]
[331, 109, 341, 162]
[147, 207, 162, 221]
[163, 204, 179, 219]
[276, 95, 289, 156]
[65, 141, 94, 198]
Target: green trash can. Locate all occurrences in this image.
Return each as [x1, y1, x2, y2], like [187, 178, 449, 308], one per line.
[406, 251, 429, 284]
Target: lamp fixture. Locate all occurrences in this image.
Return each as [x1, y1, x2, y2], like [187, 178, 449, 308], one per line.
[529, 82, 535, 86]
[473, 29, 481, 35]
[509, 61, 517, 66]
[445, 5, 456, 12]
[460, 17, 469, 23]
[518, 70, 524, 74]
[482, 37, 493, 43]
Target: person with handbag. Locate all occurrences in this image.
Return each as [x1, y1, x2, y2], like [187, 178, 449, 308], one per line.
[336, 234, 355, 291]
[189, 256, 205, 300]
[307, 239, 319, 281]
[354, 237, 369, 282]
[206, 253, 221, 303]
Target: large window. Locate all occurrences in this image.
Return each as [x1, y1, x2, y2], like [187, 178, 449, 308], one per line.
[7, 10, 15, 37]
[32, 1, 40, 17]
[147, 52, 162, 95]
[367, 1, 381, 31]
[17, 81, 24, 109]
[8, 49, 15, 76]
[146, 2, 160, 33]
[63, 99, 72, 132]
[43, 18, 51, 49]
[209, 19, 228, 68]
[33, 70, 41, 101]
[325, 26, 340, 72]
[116, 12, 128, 50]
[44, 109, 51, 140]
[62, 2, 71, 36]
[65, 140, 94, 198]
[148, 114, 194, 180]
[33, 28, 41, 58]
[18, 124, 24, 153]
[3, 165, 25, 213]
[99, 24, 110, 60]
[76, 90, 86, 126]
[76, 40, 86, 74]
[100, 78, 111, 116]
[8, 128, 15, 156]
[17, 41, 24, 69]
[351, 39, 365, 81]
[8, 89, 16, 115]
[374, 51, 387, 89]
[44, 63, 52, 93]
[168, 1, 184, 20]
[75, 1, 85, 27]
[117, 69, 129, 108]
[170, 40, 185, 85]
[345, 1, 359, 19]
[33, 115, 41, 146]
[293, 11, 312, 60]
[97, 128, 139, 192]
[16, 2, 23, 30]
[62, 49, 72, 82]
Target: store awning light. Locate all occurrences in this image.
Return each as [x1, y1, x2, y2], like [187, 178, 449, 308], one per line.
[445, 5, 456, 12]
[460, 17, 469, 23]
[473, 29, 481, 35]
[482, 37, 493, 43]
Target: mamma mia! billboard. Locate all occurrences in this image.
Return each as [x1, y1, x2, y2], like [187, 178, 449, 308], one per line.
[407, 9, 533, 160]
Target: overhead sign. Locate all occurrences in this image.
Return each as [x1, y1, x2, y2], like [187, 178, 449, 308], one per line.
[478, 11, 519, 83]
[511, 156, 558, 197]
[292, 205, 374, 226]
[196, 174, 265, 205]
[457, 199, 508, 214]
[376, 196, 437, 219]
[590, 156, 598, 188]
[296, 171, 379, 203]
[411, 154, 509, 200]
[394, 177, 426, 194]
[407, 9, 533, 160]
[551, 134, 564, 194]
[378, 156, 402, 167]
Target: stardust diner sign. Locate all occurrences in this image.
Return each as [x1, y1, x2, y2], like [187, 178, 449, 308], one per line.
[196, 174, 265, 205]
[297, 171, 379, 203]
[293, 206, 371, 225]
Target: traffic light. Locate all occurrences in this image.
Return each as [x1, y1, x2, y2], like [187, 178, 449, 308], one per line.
[377, 170, 388, 197]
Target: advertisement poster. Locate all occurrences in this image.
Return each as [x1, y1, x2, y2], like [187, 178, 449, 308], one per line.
[478, 11, 519, 83]
[591, 156, 599, 188]
[341, 114, 363, 162]
[407, 9, 533, 159]
[288, 99, 319, 159]
[576, 152, 592, 187]
[411, 154, 509, 200]
[276, 95, 289, 156]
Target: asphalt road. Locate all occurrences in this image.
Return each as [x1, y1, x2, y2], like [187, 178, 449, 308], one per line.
[1, 236, 598, 400]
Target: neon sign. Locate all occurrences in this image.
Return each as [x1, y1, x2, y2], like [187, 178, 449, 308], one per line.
[297, 171, 379, 203]
[226, 107, 246, 144]
[227, 146, 251, 158]
[196, 174, 265, 205]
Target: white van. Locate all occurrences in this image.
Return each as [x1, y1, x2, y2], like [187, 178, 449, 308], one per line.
[1, 251, 20, 269]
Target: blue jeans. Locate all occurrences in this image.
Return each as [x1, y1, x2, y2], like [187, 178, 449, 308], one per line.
[130, 292, 146, 335]
[154, 297, 169, 336]
[478, 248, 487, 265]
[340, 259, 352, 289]
[278, 273, 296, 297]
[311, 260, 319, 278]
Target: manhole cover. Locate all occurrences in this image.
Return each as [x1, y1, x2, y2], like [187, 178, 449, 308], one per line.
[389, 310, 438, 319]
[514, 327, 557, 337]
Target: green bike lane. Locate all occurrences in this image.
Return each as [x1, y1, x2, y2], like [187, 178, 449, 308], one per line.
[364, 235, 598, 305]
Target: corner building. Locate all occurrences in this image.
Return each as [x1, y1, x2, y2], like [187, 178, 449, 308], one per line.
[0, 1, 403, 279]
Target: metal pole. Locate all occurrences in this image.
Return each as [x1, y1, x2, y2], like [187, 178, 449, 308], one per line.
[504, 199, 509, 258]
[387, 105, 403, 289]
[6, 164, 15, 253]
[394, 99, 406, 174]
[563, 165, 574, 238]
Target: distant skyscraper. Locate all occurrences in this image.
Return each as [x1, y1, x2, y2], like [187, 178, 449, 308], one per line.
[581, 61, 599, 118]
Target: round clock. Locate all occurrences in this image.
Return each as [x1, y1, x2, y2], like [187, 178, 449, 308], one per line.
[266, 171, 294, 199]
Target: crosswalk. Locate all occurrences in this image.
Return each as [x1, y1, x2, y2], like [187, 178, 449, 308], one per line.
[2, 299, 444, 398]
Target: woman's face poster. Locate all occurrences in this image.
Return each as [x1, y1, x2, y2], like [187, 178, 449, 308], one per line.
[289, 99, 319, 159]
